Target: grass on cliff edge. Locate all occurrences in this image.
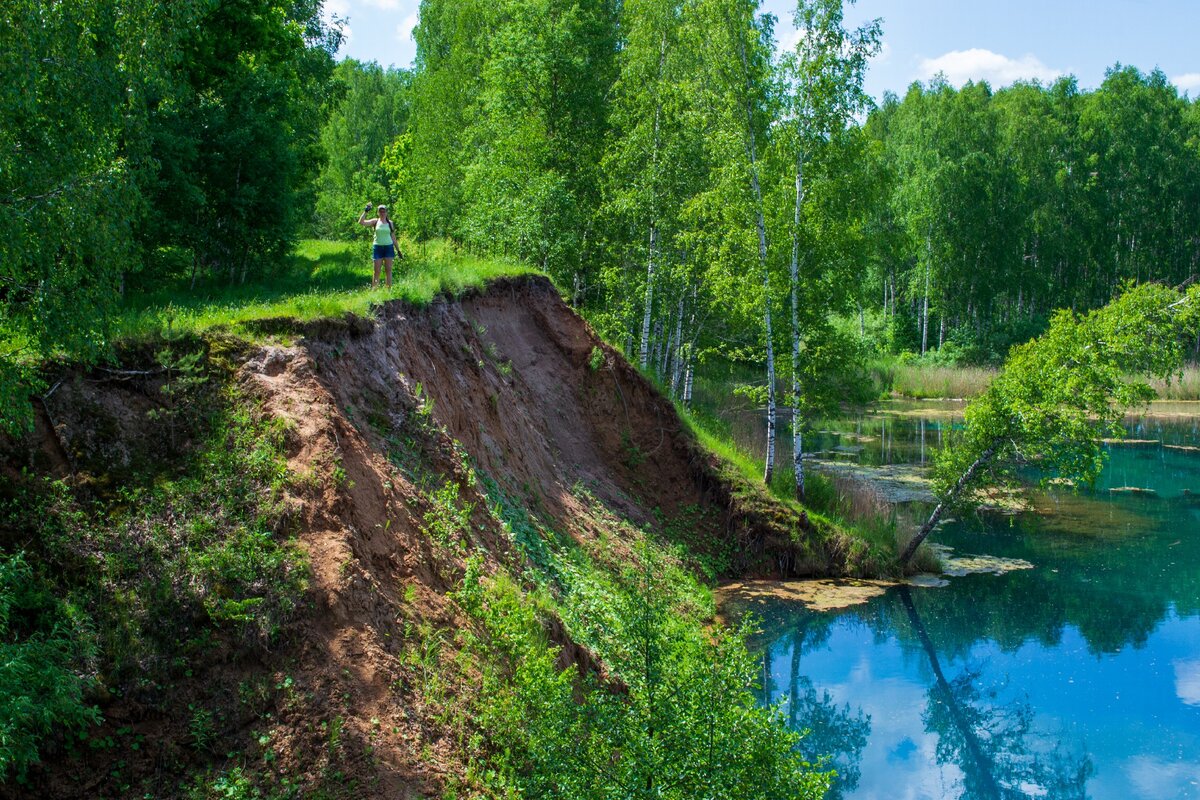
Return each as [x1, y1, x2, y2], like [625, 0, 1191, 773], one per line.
[116, 239, 537, 343]
[674, 403, 904, 576]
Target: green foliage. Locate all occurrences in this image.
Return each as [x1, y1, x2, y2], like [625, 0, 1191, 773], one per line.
[0, 0, 157, 430]
[454, 551, 832, 799]
[184, 765, 297, 800]
[0, 0, 341, 431]
[0, 553, 100, 780]
[901, 282, 1200, 563]
[3, 386, 305, 690]
[144, 0, 340, 288]
[423, 481, 475, 574]
[937, 283, 1199, 500]
[313, 60, 412, 239]
[864, 66, 1200, 359]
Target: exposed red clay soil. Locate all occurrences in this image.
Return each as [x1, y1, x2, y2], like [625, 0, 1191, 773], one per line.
[5, 275, 856, 798]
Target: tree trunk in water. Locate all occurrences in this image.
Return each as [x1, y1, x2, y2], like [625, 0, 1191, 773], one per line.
[639, 225, 657, 370]
[899, 442, 998, 567]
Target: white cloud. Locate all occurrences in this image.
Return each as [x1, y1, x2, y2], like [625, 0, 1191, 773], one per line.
[779, 26, 805, 54]
[874, 40, 892, 64]
[1172, 73, 1200, 93]
[1125, 754, 1200, 800]
[321, 0, 352, 48]
[917, 48, 1062, 88]
[1175, 658, 1200, 706]
[362, 0, 401, 9]
[397, 12, 419, 44]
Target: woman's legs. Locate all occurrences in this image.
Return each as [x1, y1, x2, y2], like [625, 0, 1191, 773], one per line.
[372, 258, 383, 288]
[383, 257, 394, 288]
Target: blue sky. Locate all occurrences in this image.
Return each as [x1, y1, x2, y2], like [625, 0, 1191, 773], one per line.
[323, 0, 1200, 98]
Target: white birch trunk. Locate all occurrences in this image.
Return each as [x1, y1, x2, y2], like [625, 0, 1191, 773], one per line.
[735, 35, 776, 486]
[639, 224, 657, 369]
[921, 239, 931, 355]
[677, 289, 698, 402]
[790, 150, 805, 501]
[668, 296, 684, 396]
[651, 319, 663, 376]
[683, 356, 695, 407]
[639, 31, 670, 372]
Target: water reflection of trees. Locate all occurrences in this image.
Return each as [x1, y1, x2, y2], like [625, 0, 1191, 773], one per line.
[758, 590, 1096, 800]
[819, 409, 1200, 652]
[900, 587, 1094, 800]
[929, 509, 1198, 656]
[759, 619, 871, 800]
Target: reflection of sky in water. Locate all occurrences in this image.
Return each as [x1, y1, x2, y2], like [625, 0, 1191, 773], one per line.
[762, 605, 1200, 800]
[1176, 659, 1200, 707]
[749, 403, 1200, 800]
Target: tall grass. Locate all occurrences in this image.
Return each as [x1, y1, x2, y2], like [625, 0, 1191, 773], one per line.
[874, 362, 997, 399]
[115, 239, 536, 343]
[874, 360, 1200, 401]
[676, 403, 916, 568]
[1150, 366, 1200, 400]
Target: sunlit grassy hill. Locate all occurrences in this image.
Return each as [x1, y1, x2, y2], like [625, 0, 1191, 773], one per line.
[115, 239, 538, 343]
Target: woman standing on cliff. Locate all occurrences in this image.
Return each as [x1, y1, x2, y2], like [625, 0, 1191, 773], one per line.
[358, 203, 400, 289]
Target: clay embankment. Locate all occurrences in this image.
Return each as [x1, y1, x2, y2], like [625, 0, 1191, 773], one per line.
[8, 275, 863, 798]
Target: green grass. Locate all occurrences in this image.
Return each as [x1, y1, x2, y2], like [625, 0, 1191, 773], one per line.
[673, 402, 902, 573]
[872, 361, 998, 399]
[874, 359, 1200, 401]
[1150, 366, 1200, 400]
[115, 239, 537, 343]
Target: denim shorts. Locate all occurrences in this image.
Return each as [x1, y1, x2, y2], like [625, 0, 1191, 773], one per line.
[373, 244, 395, 260]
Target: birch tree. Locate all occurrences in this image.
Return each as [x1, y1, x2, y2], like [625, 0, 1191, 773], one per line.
[598, 0, 714, 376]
[780, 0, 879, 498]
[694, 0, 780, 483]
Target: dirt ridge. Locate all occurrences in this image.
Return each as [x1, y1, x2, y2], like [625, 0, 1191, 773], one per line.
[5, 274, 860, 798]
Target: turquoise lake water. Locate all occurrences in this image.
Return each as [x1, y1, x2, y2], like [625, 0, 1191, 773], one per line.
[747, 403, 1200, 800]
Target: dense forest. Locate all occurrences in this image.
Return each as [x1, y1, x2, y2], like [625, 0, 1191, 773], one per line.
[1, 0, 341, 427]
[9, 0, 1200, 459]
[5, 0, 1200, 796]
[398, 1, 1200, 368]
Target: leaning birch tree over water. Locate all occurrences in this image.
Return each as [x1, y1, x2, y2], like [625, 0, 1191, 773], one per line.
[899, 281, 1200, 567]
[781, 0, 879, 499]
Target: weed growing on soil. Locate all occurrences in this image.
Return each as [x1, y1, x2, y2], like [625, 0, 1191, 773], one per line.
[449, 543, 832, 799]
[0, 381, 306, 779]
[423, 482, 474, 570]
[0, 552, 102, 780]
